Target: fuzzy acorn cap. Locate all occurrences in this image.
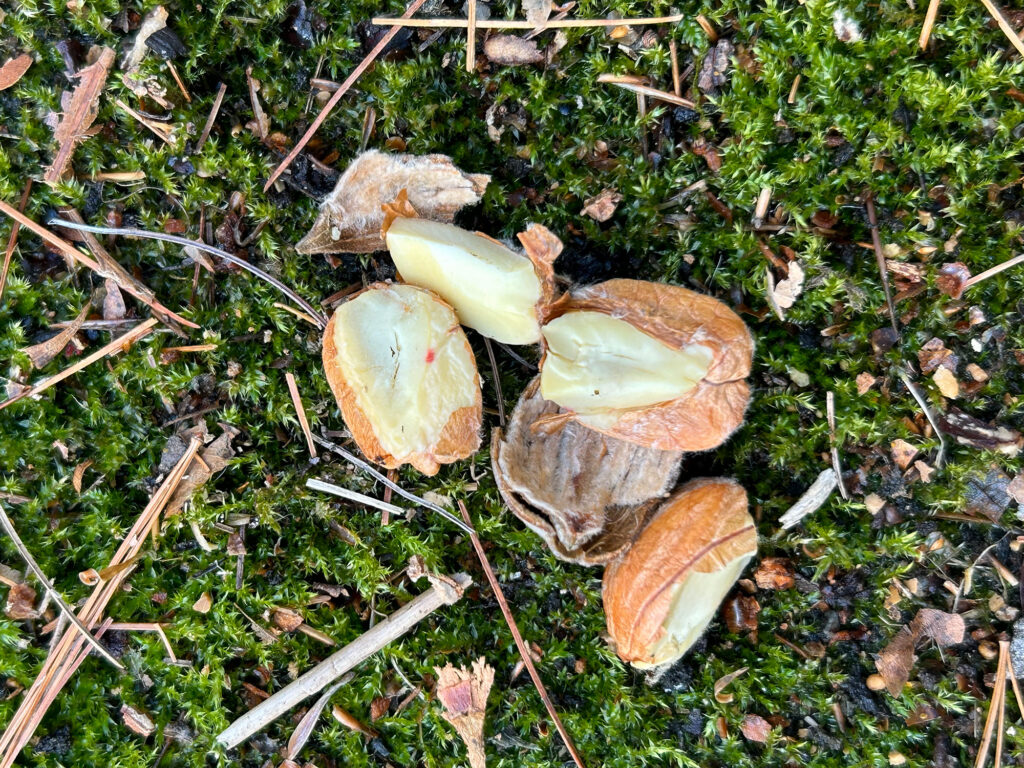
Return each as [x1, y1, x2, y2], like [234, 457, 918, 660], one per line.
[539, 279, 754, 452]
[603, 478, 757, 668]
[322, 283, 482, 475]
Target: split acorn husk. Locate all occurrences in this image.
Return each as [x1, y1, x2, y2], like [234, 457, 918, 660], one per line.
[321, 282, 482, 476]
[602, 478, 758, 668]
[538, 279, 754, 452]
[492, 377, 684, 565]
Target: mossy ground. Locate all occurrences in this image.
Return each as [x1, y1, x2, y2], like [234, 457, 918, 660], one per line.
[2, 0, 1024, 765]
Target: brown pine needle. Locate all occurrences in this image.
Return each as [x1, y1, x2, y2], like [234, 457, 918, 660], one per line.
[669, 40, 682, 97]
[864, 193, 898, 335]
[0, 318, 157, 411]
[0, 502, 124, 670]
[0, 439, 200, 768]
[113, 98, 174, 144]
[285, 372, 318, 458]
[272, 301, 319, 326]
[165, 59, 191, 102]
[197, 82, 227, 152]
[105, 622, 177, 662]
[975, 639, 1010, 768]
[963, 253, 1024, 290]
[264, 0, 431, 192]
[597, 74, 696, 108]
[371, 13, 684, 29]
[457, 500, 587, 768]
[467, 0, 477, 73]
[919, 0, 942, 49]
[0, 200, 197, 329]
[0, 179, 31, 302]
[978, 0, 1024, 59]
[787, 74, 802, 104]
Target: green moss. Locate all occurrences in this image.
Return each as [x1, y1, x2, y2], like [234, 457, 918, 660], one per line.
[2, 0, 1024, 765]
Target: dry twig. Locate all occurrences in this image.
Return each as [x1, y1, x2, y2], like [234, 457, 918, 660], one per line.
[457, 501, 587, 768]
[0, 319, 158, 411]
[197, 82, 227, 152]
[264, 0, 431, 192]
[216, 569, 471, 749]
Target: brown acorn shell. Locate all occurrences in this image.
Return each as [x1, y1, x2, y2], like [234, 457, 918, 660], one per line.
[321, 284, 482, 476]
[540, 279, 754, 452]
[602, 478, 757, 667]
[492, 378, 683, 565]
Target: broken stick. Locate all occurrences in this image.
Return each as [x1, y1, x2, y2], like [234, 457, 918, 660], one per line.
[216, 570, 472, 749]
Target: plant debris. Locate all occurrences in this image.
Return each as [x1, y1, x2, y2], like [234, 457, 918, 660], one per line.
[580, 188, 622, 222]
[0, 53, 32, 91]
[435, 657, 495, 768]
[296, 151, 489, 254]
[44, 46, 115, 186]
[484, 35, 544, 66]
[875, 609, 964, 697]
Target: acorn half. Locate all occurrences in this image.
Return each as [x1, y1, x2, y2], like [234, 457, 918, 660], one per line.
[322, 283, 482, 475]
[538, 279, 754, 452]
[602, 478, 757, 668]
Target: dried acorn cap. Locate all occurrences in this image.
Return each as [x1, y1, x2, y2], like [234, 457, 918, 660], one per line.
[296, 151, 489, 254]
[603, 478, 757, 668]
[322, 283, 482, 475]
[539, 279, 753, 452]
[493, 378, 683, 565]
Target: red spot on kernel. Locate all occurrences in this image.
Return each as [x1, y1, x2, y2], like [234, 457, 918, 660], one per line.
[425, 349, 435, 364]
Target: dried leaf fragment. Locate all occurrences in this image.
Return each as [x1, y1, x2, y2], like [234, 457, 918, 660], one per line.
[44, 46, 115, 186]
[581, 189, 623, 222]
[272, 607, 304, 632]
[889, 439, 918, 471]
[0, 54, 32, 91]
[4, 582, 38, 620]
[165, 428, 236, 515]
[435, 658, 495, 768]
[935, 262, 970, 299]
[740, 713, 771, 742]
[523, 0, 553, 28]
[698, 39, 734, 93]
[121, 6, 168, 73]
[121, 704, 156, 737]
[938, 407, 1022, 456]
[484, 35, 545, 66]
[856, 372, 876, 394]
[296, 151, 489, 254]
[492, 378, 683, 565]
[753, 558, 795, 590]
[72, 459, 93, 493]
[21, 306, 89, 369]
[192, 591, 213, 613]
[875, 608, 964, 696]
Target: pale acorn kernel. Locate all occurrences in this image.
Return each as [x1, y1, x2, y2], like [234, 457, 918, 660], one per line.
[385, 217, 544, 345]
[331, 284, 478, 462]
[539, 311, 715, 429]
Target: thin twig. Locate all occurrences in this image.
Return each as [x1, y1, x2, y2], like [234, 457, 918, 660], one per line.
[919, 0, 942, 49]
[371, 13, 683, 29]
[978, 0, 1024, 58]
[306, 479, 406, 519]
[0, 503, 124, 670]
[457, 501, 586, 768]
[0, 319, 158, 411]
[466, 0, 477, 73]
[312, 434, 474, 535]
[197, 82, 227, 152]
[285, 372, 318, 458]
[0, 180, 31, 302]
[483, 337, 506, 427]
[597, 74, 696, 108]
[47, 218, 327, 329]
[897, 370, 946, 469]
[963, 253, 1024, 290]
[864, 193, 898, 335]
[216, 572, 470, 749]
[826, 392, 848, 500]
[265, 0, 431, 192]
[0, 201, 196, 330]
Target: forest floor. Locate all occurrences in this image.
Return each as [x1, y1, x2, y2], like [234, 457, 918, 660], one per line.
[2, 0, 1024, 766]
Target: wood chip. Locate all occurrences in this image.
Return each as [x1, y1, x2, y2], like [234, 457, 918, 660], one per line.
[754, 558, 795, 590]
[864, 493, 886, 515]
[913, 460, 935, 483]
[44, 47, 115, 186]
[856, 372, 877, 395]
[192, 592, 213, 613]
[779, 468, 838, 529]
[890, 439, 919, 471]
[933, 366, 959, 398]
[580, 189, 622, 222]
[121, 704, 156, 737]
[0, 54, 32, 91]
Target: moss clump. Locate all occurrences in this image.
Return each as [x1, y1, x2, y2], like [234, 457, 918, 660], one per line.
[2, 0, 1024, 766]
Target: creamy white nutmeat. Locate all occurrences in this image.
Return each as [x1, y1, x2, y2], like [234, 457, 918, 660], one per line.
[540, 312, 714, 427]
[332, 285, 478, 458]
[638, 553, 754, 669]
[385, 218, 543, 344]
